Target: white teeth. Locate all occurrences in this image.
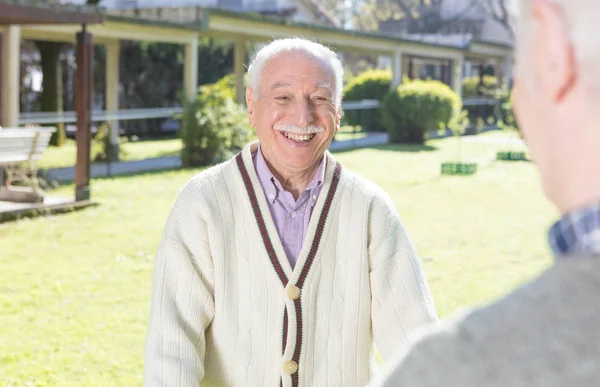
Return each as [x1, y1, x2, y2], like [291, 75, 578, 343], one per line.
[283, 132, 314, 142]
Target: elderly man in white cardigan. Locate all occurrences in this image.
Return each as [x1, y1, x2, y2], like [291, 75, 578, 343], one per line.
[143, 37, 437, 387]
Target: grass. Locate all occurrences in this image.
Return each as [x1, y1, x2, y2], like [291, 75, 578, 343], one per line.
[38, 138, 183, 170]
[0, 131, 556, 385]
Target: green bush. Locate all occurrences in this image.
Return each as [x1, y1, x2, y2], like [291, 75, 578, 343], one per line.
[92, 122, 128, 162]
[342, 69, 392, 131]
[180, 74, 253, 167]
[382, 79, 461, 144]
[496, 83, 520, 135]
[462, 75, 498, 98]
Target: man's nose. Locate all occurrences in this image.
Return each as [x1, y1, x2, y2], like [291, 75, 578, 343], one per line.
[295, 99, 314, 128]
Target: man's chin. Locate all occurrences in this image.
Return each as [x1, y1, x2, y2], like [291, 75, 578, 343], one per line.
[280, 152, 323, 170]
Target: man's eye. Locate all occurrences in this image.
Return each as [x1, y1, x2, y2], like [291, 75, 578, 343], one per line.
[276, 96, 290, 100]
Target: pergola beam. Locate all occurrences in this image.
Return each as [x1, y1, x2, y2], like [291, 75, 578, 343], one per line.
[0, 2, 102, 25]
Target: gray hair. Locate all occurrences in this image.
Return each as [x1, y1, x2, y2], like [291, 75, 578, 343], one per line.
[246, 38, 344, 105]
[518, 0, 600, 87]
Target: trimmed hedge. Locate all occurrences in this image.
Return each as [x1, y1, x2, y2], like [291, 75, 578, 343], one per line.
[382, 79, 461, 144]
[342, 69, 392, 131]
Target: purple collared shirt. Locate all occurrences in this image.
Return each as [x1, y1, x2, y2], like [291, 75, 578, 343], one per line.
[252, 145, 326, 268]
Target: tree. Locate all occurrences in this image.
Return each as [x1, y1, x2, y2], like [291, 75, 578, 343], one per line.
[475, 0, 515, 41]
[385, 0, 477, 34]
[321, 0, 478, 33]
[323, 0, 514, 39]
[34, 40, 66, 146]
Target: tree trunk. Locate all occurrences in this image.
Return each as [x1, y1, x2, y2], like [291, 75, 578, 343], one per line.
[35, 40, 65, 147]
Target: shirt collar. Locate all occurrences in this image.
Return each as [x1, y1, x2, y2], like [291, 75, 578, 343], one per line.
[306, 153, 326, 191]
[255, 143, 327, 204]
[548, 203, 600, 259]
[255, 144, 279, 203]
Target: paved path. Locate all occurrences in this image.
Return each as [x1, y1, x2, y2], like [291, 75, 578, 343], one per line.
[45, 156, 181, 182]
[329, 132, 388, 151]
[44, 133, 389, 182]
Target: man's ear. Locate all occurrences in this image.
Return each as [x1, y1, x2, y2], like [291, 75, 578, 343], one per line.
[335, 105, 342, 132]
[246, 87, 256, 127]
[532, 0, 576, 102]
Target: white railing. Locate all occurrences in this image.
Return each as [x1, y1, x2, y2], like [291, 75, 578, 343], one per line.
[18, 101, 382, 126]
[17, 98, 502, 126]
[18, 107, 184, 125]
[462, 98, 498, 106]
[341, 99, 380, 110]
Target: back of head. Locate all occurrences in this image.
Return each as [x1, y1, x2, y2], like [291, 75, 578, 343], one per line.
[514, 0, 600, 215]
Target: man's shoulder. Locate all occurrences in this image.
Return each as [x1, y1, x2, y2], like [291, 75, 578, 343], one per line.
[336, 162, 390, 202]
[176, 156, 239, 204]
[375, 256, 600, 387]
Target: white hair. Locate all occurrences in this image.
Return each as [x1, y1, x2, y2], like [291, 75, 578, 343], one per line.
[518, 0, 600, 87]
[247, 38, 344, 105]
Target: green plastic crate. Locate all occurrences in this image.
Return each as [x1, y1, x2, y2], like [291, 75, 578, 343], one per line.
[496, 151, 527, 161]
[441, 162, 477, 175]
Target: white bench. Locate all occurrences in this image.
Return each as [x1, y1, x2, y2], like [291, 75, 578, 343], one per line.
[0, 127, 56, 202]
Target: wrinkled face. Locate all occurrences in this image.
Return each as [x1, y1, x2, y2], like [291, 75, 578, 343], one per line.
[246, 52, 341, 173]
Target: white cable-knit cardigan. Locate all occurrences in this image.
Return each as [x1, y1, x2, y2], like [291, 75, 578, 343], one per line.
[143, 141, 438, 387]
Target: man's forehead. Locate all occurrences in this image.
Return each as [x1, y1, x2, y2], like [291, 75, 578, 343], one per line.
[265, 74, 332, 91]
[267, 75, 331, 89]
[261, 53, 334, 90]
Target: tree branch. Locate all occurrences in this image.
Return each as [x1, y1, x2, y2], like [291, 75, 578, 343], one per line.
[477, 0, 515, 41]
[391, 0, 417, 20]
[439, 0, 478, 28]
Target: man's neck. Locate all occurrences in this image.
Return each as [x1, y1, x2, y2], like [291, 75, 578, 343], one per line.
[264, 156, 323, 200]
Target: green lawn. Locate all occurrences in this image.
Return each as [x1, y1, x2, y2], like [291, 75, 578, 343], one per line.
[0, 131, 556, 385]
[38, 138, 183, 170]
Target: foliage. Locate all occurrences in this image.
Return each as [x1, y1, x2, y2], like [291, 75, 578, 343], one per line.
[198, 73, 236, 103]
[180, 75, 253, 167]
[447, 109, 470, 162]
[92, 122, 128, 163]
[342, 69, 392, 131]
[382, 79, 461, 144]
[499, 86, 518, 132]
[479, 79, 518, 134]
[462, 75, 498, 98]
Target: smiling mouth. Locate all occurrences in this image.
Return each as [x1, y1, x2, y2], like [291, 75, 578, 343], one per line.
[281, 131, 316, 143]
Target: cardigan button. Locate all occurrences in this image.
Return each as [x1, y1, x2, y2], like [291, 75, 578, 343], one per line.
[283, 360, 298, 375]
[286, 285, 301, 300]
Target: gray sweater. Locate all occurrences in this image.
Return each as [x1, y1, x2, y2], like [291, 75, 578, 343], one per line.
[372, 255, 600, 387]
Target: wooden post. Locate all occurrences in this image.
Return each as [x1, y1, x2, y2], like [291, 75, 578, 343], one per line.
[74, 26, 93, 202]
[1, 26, 20, 128]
